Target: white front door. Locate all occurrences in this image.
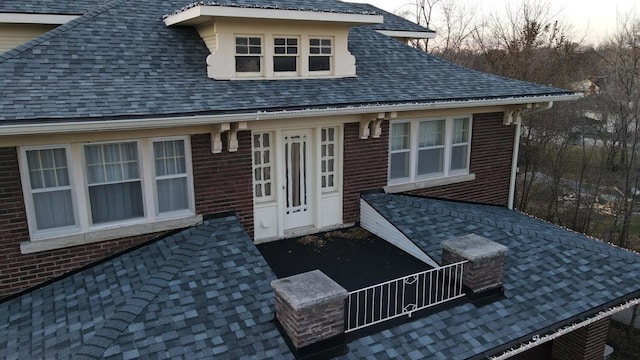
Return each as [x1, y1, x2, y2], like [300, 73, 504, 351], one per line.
[283, 130, 314, 230]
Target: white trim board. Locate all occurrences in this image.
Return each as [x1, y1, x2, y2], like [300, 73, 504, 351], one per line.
[0, 13, 79, 25]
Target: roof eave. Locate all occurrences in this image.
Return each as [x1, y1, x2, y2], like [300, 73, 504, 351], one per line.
[164, 5, 384, 27]
[0, 93, 580, 137]
[0, 13, 79, 25]
[376, 29, 436, 40]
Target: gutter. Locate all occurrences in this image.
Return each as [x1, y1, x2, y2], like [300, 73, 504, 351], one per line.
[508, 101, 555, 210]
[0, 94, 580, 136]
[489, 296, 640, 359]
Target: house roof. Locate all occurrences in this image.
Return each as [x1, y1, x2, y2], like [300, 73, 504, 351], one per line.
[3, 196, 639, 359]
[0, 0, 573, 124]
[354, 193, 640, 359]
[0, 216, 291, 359]
[0, 1, 108, 15]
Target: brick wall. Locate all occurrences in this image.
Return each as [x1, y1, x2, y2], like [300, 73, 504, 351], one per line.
[0, 133, 254, 299]
[191, 132, 254, 234]
[0, 146, 160, 298]
[343, 112, 515, 223]
[552, 317, 611, 360]
[408, 112, 515, 206]
[343, 122, 389, 223]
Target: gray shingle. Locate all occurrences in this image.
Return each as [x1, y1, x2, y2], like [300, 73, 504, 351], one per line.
[0, 0, 571, 123]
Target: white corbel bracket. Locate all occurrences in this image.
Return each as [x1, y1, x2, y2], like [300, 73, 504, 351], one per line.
[360, 112, 397, 139]
[211, 122, 247, 153]
[227, 121, 247, 152]
[211, 123, 230, 154]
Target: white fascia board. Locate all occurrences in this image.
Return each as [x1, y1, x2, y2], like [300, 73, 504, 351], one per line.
[164, 5, 383, 26]
[376, 30, 436, 40]
[0, 94, 581, 136]
[0, 13, 79, 25]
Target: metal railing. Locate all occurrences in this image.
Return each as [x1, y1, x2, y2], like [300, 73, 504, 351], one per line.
[345, 261, 468, 332]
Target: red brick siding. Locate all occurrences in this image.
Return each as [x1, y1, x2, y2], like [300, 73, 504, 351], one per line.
[551, 317, 610, 360]
[343, 112, 514, 224]
[0, 133, 254, 299]
[343, 122, 389, 223]
[191, 132, 254, 234]
[0, 147, 159, 298]
[407, 112, 514, 206]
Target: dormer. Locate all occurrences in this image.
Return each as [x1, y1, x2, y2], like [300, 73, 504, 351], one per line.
[0, 13, 79, 54]
[163, 4, 383, 80]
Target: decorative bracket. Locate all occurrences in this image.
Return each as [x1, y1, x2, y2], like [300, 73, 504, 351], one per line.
[211, 122, 247, 153]
[227, 121, 247, 152]
[211, 123, 230, 154]
[360, 112, 397, 139]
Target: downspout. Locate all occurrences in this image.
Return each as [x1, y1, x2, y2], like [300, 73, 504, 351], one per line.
[508, 102, 554, 210]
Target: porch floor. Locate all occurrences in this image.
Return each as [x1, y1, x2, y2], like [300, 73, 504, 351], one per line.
[257, 226, 432, 291]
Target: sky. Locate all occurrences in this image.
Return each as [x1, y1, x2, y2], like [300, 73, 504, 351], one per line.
[347, 0, 638, 45]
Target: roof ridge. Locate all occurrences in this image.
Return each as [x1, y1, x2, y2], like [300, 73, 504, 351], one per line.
[74, 222, 214, 358]
[390, 194, 640, 263]
[0, 0, 129, 63]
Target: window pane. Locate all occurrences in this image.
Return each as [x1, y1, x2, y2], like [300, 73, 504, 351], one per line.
[249, 37, 261, 46]
[390, 123, 410, 151]
[33, 190, 74, 230]
[87, 164, 104, 184]
[419, 120, 444, 147]
[390, 152, 410, 179]
[274, 57, 297, 72]
[451, 145, 469, 171]
[309, 56, 330, 71]
[418, 148, 444, 175]
[453, 118, 470, 144]
[236, 57, 261, 72]
[157, 177, 189, 213]
[89, 182, 144, 224]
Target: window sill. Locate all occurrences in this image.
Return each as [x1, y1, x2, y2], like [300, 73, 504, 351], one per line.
[20, 215, 203, 254]
[384, 173, 476, 194]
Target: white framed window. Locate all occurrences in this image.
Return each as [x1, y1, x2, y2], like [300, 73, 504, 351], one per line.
[84, 141, 144, 224]
[321, 127, 337, 191]
[235, 35, 263, 74]
[389, 116, 472, 184]
[273, 37, 298, 74]
[19, 137, 195, 241]
[252, 132, 274, 201]
[152, 138, 191, 214]
[21, 146, 78, 236]
[309, 37, 333, 73]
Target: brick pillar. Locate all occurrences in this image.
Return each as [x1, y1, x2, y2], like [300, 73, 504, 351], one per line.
[552, 317, 611, 360]
[441, 234, 508, 296]
[271, 270, 348, 357]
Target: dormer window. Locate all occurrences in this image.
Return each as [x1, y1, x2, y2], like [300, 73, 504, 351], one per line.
[273, 37, 298, 74]
[235, 36, 262, 74]
[309, 38, 332, 73]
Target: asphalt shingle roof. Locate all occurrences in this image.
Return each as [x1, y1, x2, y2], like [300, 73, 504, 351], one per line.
[349, 193, 640, 359]
[2, 196, 639, 359]
[0, 216, 290, 359]
[0, 0, 571, 123]
[0, 1, 108, 14]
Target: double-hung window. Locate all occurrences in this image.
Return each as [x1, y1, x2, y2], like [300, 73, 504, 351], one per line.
[309, 38, 332, 73]
[235, 36, 262, 74]
[153, 139, 190, 214]
[20, 137, 195, 242]
[389, 116, 472, 184]
[274, 37, 298, 74]
[23, 147, 76, 233]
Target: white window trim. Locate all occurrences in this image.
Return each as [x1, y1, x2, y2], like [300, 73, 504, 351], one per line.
[320, 127, 338, 193]
[235, 34, 264, 77]
[252, 132, 275, 203]
[19, 144, 81, 239]
[308, 36, 334, 76]
[273, 36, 300, 77]
[388, 115, 473, 187]
[18, 137, 197, 252]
